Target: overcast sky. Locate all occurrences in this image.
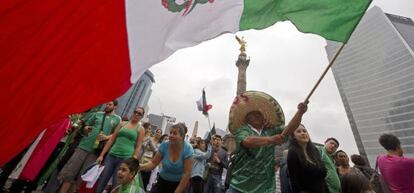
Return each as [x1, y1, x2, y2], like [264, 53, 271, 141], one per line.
[147, 0, 414, 156]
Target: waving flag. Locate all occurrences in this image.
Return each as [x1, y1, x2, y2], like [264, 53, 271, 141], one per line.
[196, 89, 213, 116]
[0, 0, 371, 165]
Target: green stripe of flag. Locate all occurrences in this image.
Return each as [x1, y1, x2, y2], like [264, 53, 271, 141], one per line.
[240, 0, 372, 42]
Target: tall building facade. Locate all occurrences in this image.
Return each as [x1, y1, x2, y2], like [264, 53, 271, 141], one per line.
[326, 6, 414, 166]
[116, 70, 155, 119]
[148, 113, 176, 134]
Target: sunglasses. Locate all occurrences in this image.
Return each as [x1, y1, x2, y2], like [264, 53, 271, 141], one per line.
[134, 110, 143, 116]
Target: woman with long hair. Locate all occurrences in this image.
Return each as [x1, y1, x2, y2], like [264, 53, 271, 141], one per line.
[287, 124, 328, 193]
[94, 107, 145, 193]
[140, 123, 194, 193]
[190, 137, 212, 193]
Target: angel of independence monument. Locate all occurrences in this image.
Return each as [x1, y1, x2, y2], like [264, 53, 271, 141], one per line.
[223, 36, 250, 154]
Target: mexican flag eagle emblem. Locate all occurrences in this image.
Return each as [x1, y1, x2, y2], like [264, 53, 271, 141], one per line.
[162, 0, 215, 16]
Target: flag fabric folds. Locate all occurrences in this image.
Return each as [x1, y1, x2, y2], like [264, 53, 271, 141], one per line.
[196, 89, 213, 116]
[0, 0, 371, 165]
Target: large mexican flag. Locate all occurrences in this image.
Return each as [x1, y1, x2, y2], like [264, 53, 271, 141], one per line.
[0, 0, 371, 165]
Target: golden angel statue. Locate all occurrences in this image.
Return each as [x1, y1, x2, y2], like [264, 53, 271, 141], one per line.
[235, 35, 247, 54]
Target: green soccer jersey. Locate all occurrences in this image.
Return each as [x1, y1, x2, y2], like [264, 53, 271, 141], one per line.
[78, 112, 121, 153]
[317, 146, 341, 193]
[230, 124, 284, 193]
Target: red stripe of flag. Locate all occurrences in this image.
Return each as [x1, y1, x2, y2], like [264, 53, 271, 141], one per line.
[0, 0, 132, 165]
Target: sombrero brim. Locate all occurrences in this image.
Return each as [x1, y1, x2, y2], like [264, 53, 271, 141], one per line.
[228, 91, 285, 134]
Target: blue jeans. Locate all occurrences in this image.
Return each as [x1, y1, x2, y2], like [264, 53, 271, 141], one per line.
[225, 186, 242, 193]
[95, 154, 124, 193]
[204, 174, 223, 193]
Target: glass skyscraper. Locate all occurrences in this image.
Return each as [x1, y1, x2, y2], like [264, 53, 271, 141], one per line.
[116, 70, 155, 118]
[326, 6, 414, 166]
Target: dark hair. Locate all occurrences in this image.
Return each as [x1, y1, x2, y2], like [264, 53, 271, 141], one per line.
[171, 123, 188, 138]
[214, 134, 222, 140]
[122, 116, 129, 122]
[289, 126, 324, 168]
[325, 137, 340, 146]
[143, 122, 151, 129]
[341, 170, 373, 193]
[335, 150, 347, 159]
[136, 107, 145, 115]
[194, 137, 206, 150]
[379, 134, 400, 151]
[159, 134, 168, 143]
[122, 158, 140, 176]
[112, 100, 118, 106]
[350, 154, 366, 166]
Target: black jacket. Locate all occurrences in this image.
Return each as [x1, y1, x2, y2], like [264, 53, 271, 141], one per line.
[287, 148, 328, 193]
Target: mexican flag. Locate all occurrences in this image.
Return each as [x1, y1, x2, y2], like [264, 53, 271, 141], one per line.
[0, 0, 371, 165]
[196, 89, 213, 116]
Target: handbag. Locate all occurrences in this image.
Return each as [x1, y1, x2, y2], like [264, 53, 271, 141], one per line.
[370, 156, 391, 193]
[95, 114, 107, 155]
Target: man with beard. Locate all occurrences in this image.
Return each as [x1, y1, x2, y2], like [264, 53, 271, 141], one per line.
[58, 100, 121, 193]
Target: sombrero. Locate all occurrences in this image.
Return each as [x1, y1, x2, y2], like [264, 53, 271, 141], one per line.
[228, 91, 285, 134]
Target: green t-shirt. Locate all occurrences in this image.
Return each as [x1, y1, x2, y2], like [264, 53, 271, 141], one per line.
[78, 112, 121, 153]
[109, 124, 142, 159]
[112, 174, 144, 193]
[230, 124, 284, 193]
[317, 146, 341, 193]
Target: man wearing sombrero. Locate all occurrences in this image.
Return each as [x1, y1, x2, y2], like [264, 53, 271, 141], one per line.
[226, 91, 307, 193]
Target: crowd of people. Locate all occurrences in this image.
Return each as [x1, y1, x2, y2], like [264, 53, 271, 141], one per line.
[1, 92, 414, 193]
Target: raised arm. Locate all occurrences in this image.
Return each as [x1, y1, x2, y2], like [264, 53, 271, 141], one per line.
[193, 145, 212, 160]
[242, 135, 282, 148]
[281, 102, 308, 137]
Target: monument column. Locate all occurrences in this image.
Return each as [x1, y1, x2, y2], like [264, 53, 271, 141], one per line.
[225, 36, 250, 154]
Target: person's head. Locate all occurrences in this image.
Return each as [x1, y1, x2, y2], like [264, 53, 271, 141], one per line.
[168, 123, 187, 145]
[289, 124, 323, 167]
[122, 116, 129, 122]
[160, 134, 168, 143]
[194, 137, 206, 151]
[341, 171, 375, 193]
[379, 134, 403, 156]
[117, 158, 139, 185]
[325, 137, 340, 155]
[245, 111, 265, 129]
[335, 150, 349, 166]
[350, 154, 367, 166]
[154, 128, 162, 139]
[104, 100, 118, 113]
[291, 124, 310, 145]
[213, 134, 223, 148]
[143, 122, 152, 135]
[130, 107, 145, 123]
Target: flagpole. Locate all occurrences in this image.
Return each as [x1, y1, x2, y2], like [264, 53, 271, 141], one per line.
[304, 43, 346, 103]
[281, 43, 346, 137]
[207, 114, 212, 130]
